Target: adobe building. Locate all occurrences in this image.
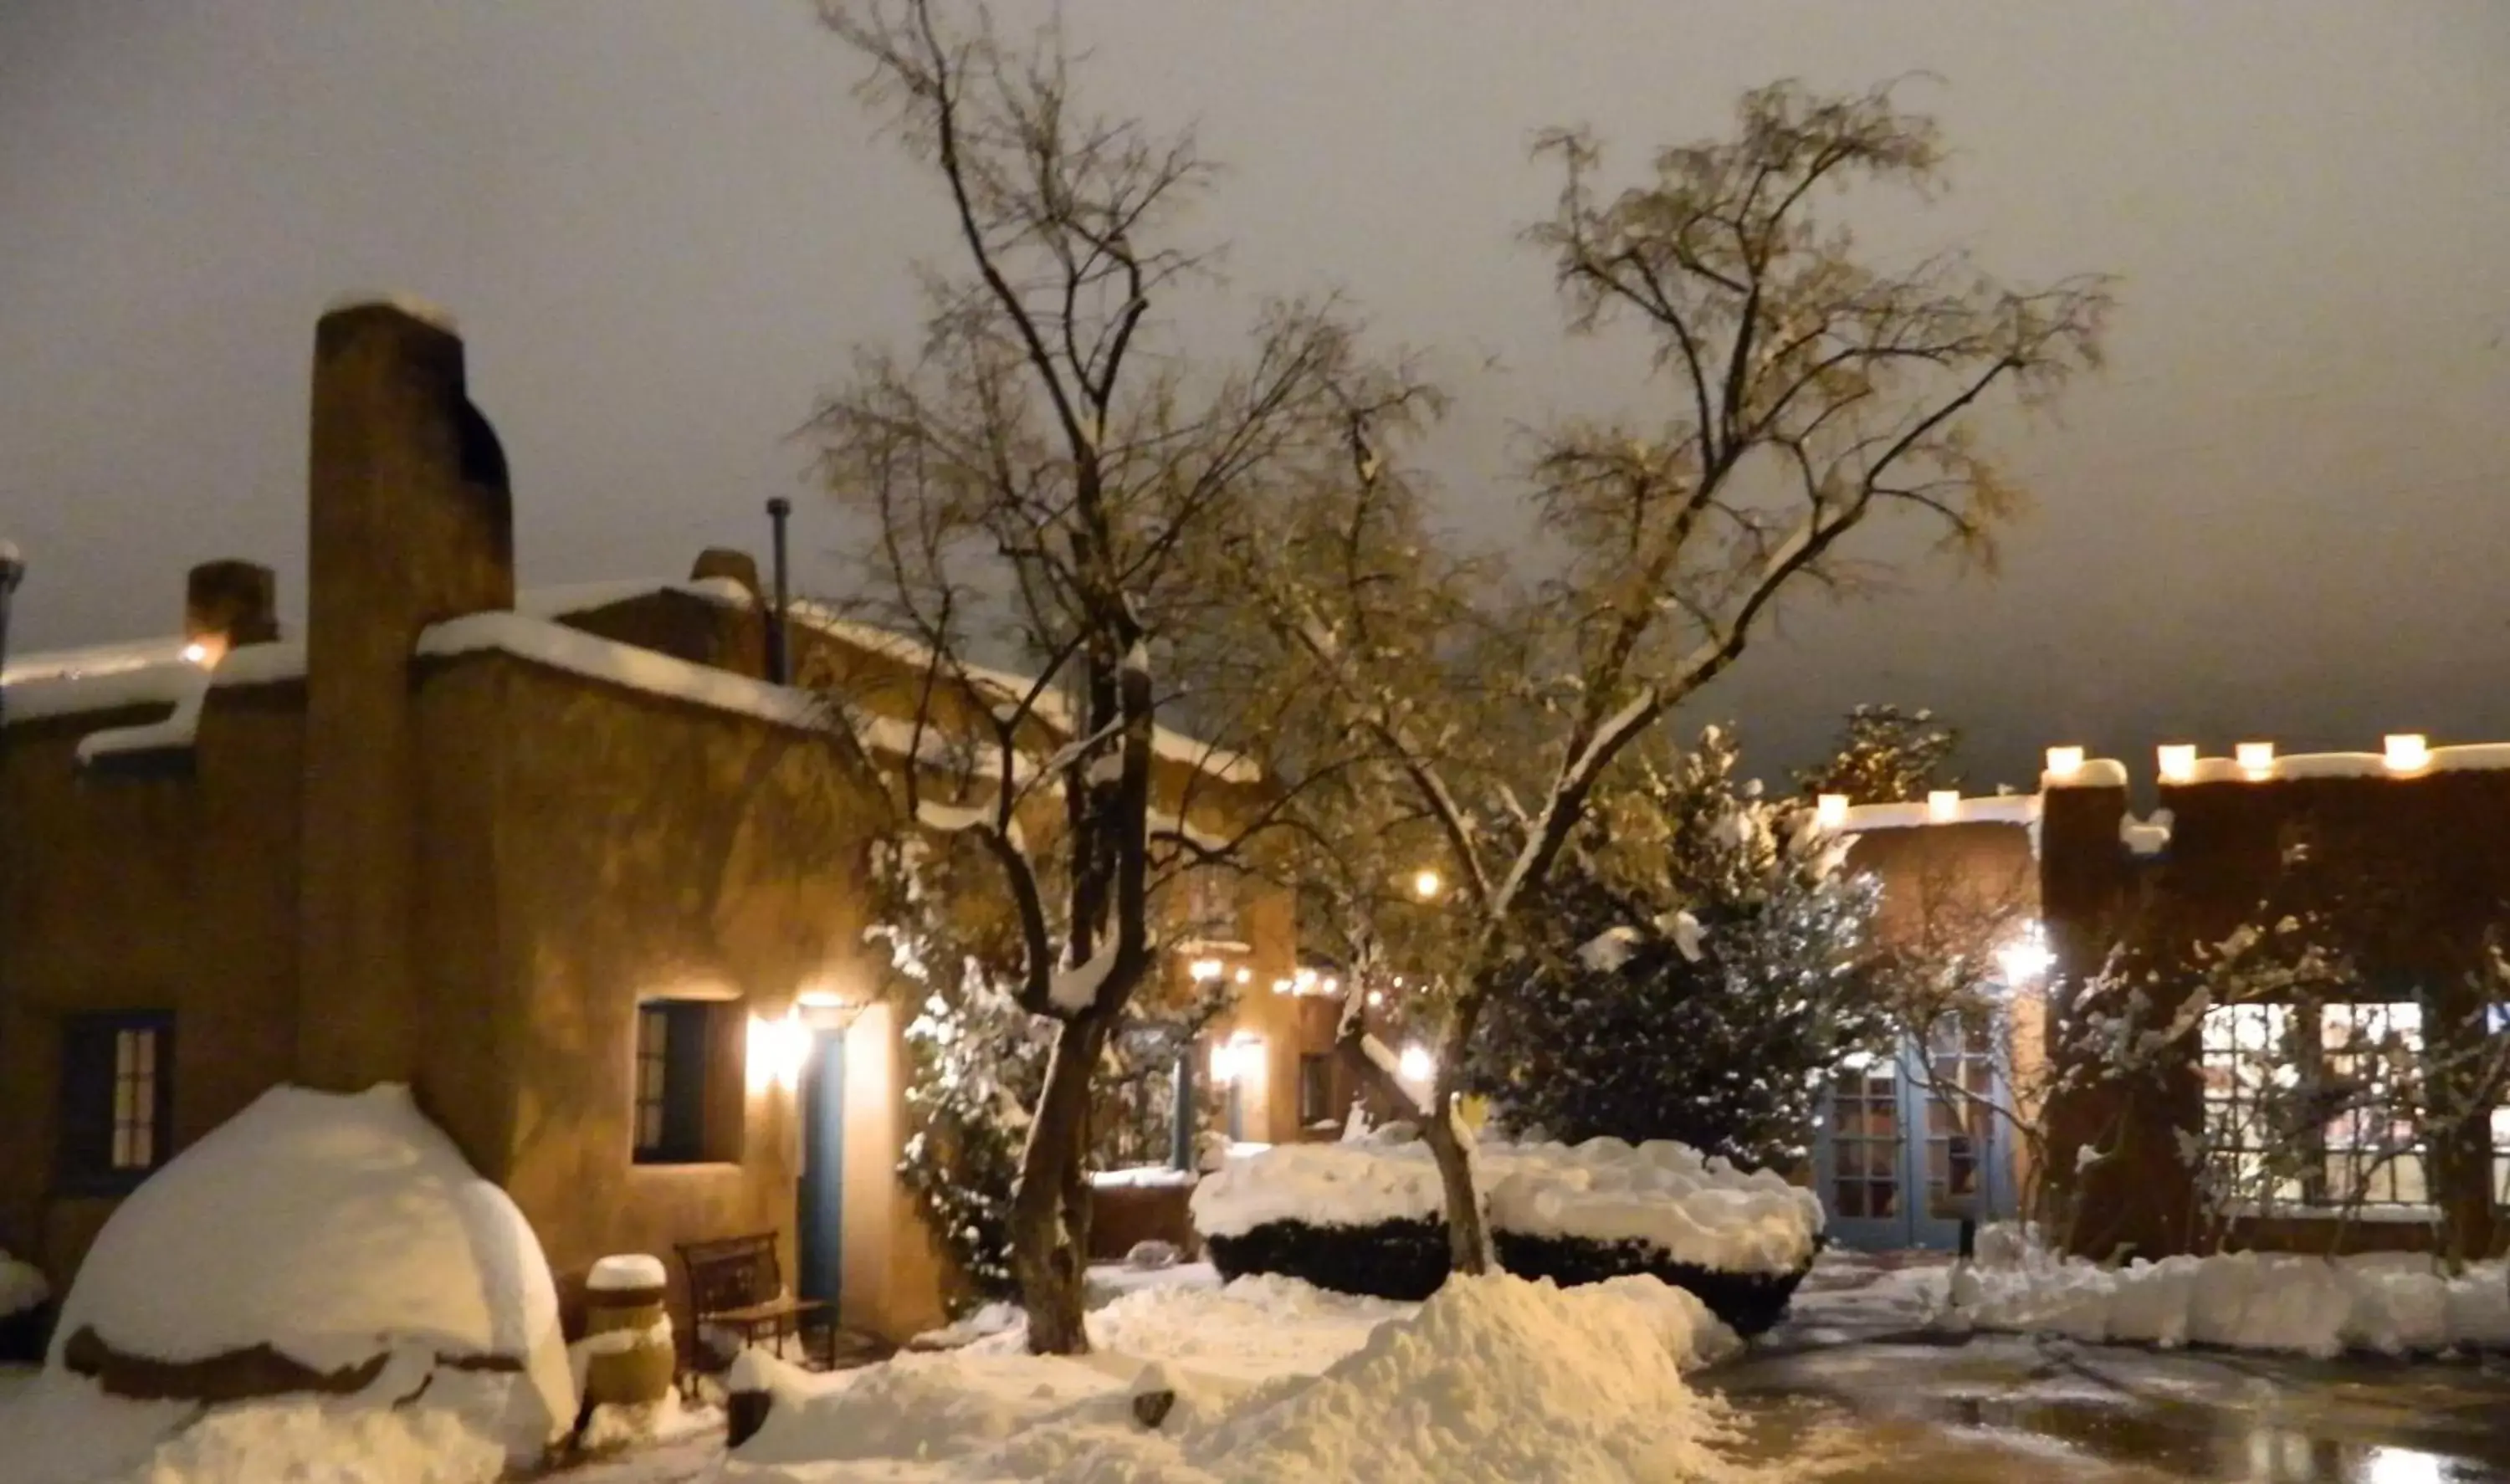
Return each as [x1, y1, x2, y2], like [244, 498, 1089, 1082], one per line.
[1828, 744, 2510, 1262]
[0, 299, 1319, 1351]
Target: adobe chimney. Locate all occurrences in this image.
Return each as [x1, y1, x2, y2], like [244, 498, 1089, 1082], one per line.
[183, 560, 280, 659]
[296, 298, 516, 1092]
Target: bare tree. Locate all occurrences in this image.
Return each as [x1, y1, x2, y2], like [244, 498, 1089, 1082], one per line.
[1229, 80, 2112, 1271]
[811, 0, 1430, 1354]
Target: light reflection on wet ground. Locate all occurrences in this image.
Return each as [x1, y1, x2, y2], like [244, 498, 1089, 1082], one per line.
[1708, 1268, 2510, 1483]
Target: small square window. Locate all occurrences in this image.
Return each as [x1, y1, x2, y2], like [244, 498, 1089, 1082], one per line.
[634, 1000, 724, 1164]
[59, 1012, 173, 1195]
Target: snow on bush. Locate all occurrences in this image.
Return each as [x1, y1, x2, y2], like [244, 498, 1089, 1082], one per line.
[732, 1271, 1738, 1481]
[0, 1248, 47, 1318]
[1192, 1136, 1822, 1274]
[1949, 1228, 2510, 1358]
[48, 1084, 576, 1461]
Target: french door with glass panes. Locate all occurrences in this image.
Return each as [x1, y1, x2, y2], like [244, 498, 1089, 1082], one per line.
[1816, 1019, 2013, 1250]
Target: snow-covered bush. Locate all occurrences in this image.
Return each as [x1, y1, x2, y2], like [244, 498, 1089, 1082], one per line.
[1472, 727, 1895, 1169]
[1191, 1136, 1823, 1333]
[1794, 702, 1961, 803]
[45, 1083, 574, 1466]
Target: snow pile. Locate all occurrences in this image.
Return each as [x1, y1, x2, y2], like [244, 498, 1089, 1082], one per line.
[1, 1249, 47, 1318]
[1949, 1234, 2510, 1358]
[49, 1083, 575, 1462]
[587, 1253, 668, 1292]
[1192, 1137, 1822, 1273]
[733, 1271, 1739, 1482]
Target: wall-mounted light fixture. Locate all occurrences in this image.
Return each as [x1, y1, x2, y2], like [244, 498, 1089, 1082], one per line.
[2235, 741, 2276, 780]
[2157, 744, 2197, 783]
[2384, 734, 2431, 774]
[1816, 794, 1850, 829]
[1926, 790, 1960, 822]
[2043, 745, 2085, 780]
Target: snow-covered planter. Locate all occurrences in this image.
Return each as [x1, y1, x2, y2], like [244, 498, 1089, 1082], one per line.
[1191, 1137, 1824, 1335]
[46, 1084, 576, 1466]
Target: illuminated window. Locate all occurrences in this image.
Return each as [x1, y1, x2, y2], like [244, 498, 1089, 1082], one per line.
[2318, 1003, 2425, 1206]
[2200, 1001, 2427, 1209]
[2199, 1004, 2301, 1205]
[59, 1012, 173, 1195]
[635, 1000, 727, 1164]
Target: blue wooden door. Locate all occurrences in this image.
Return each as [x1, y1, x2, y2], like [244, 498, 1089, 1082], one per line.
[797, 1027, 846, 1307]
[1816, 1021, 2012, 1251]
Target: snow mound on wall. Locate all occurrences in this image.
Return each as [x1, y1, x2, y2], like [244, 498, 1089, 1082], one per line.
[1, 1249, 47, 1318]
[735, 1272, 1735, 1481]
[1191, 1137, 1822, 1273]
[1952, 1236, 2510, 1358]
[48, 1083, 576, 1460]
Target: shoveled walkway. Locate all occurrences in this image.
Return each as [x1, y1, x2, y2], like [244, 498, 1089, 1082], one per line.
[1706, 1251, 2510, 1482]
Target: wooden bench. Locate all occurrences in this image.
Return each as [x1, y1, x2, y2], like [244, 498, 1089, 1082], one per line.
[674, 1233, 833, 1389]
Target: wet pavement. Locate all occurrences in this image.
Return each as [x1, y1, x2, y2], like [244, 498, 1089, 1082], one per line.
[1707, 1253, 2510, 1482]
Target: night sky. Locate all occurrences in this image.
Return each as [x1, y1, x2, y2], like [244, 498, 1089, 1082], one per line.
[3, 2, 2505, 786]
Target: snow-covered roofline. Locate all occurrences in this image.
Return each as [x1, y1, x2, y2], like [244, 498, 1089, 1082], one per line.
[786, 600, 1262, 786]
[1837, 794, 2041, 832]
[2041, 742, 2510, 789]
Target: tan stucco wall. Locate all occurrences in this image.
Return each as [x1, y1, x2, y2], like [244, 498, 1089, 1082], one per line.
[422, 649, 911, 1333]
[0, 681, 306, 1293]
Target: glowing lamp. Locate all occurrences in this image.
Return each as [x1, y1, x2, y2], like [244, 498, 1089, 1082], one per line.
[1815, 794, 1851, 829]
[1187, 958, 1224, 983]
[1271, 977, 1292, 995]
[1411, 868, 1442, 900]
[1211, 1033, 1264, 1087]
[1233, 967, 1252, 985]
[1995, 924, 2054, 984]
[2043, 746, 2085, 780]
[1366, 990, 1384, 1007]
[180, 641, 213, 666]
[2157, 744, 2197, 783]
[1396, 1045, 1434, 1083]
[2235, 741, 2276, 780]
[1926, 790, 1960, 822]
[1323, 976, 1340, 995]
[2384, 734, 2431, 773]
[749, 1008, 811, 1093]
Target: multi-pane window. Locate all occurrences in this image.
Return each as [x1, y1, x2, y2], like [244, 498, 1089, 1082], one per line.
[2200, 1001, 2425, 1209]
[1826, 1057, 1900, 1220]
[2200, 1003, 2300, 1204]
[633, 1000, 715, 1164]
[59, 1012, 173, 1195]
[2318, 1002, 2424, 1205]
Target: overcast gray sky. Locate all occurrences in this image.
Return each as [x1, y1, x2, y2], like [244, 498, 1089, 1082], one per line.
[4, 1, 2506, 784]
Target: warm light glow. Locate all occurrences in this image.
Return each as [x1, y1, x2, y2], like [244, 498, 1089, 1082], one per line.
[180, 641, 213, 666]
[2384, 734, 2431, 773]
[1411, 868, 1442, 900]
[1233, 967, 1252, 985]
[1996, 923, 2054, 985]
[2043, 745, 2085, 780]
[1926, 790, 1960, 822]
[1396, 1045, 1434, 1084]
[1366, 990, 1384, 1007]
[2157, 744, 2197, 783]
[797, 987, 849, 1010]
[1322, 976, 1340, 995]
[2236, 740, 2276, 780]
[749, 1009, 812, 1093]
[1211, 1033, 1266, 1087]
[1271, 977, 1291, 995]
[1815, 794, 1850, 828]
[1188, 958, 1224, 983]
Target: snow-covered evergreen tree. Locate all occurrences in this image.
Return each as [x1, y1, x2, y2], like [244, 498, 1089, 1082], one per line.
[1795, 703, 1959, 803]
[1473, 727, 1895, 1168]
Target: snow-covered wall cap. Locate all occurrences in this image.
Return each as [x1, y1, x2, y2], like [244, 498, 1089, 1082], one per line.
[515, 575, 757, 618]
[2120, 808, 2174, 857]
[321, 290, 458, 334]
[2164, 743, 2510, 785]
[1838, 793, 2041, 832]
[2041, 757, 2128, 790]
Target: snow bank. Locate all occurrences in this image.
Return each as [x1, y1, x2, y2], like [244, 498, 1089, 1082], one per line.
[49, 1083, 575, 1461]
[733, 1272, 1737, 1482]
[0, 1249, 46, 1318]
[1192, 1138, 1822, 1274]
[1089, 1167, 1197, 1191]
[1949, 1236, 2510, 1358]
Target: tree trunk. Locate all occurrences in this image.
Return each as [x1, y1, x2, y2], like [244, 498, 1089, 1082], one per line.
[1012, 1015, 1108, 1355]
[1418, 1103, 1493, 1275]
